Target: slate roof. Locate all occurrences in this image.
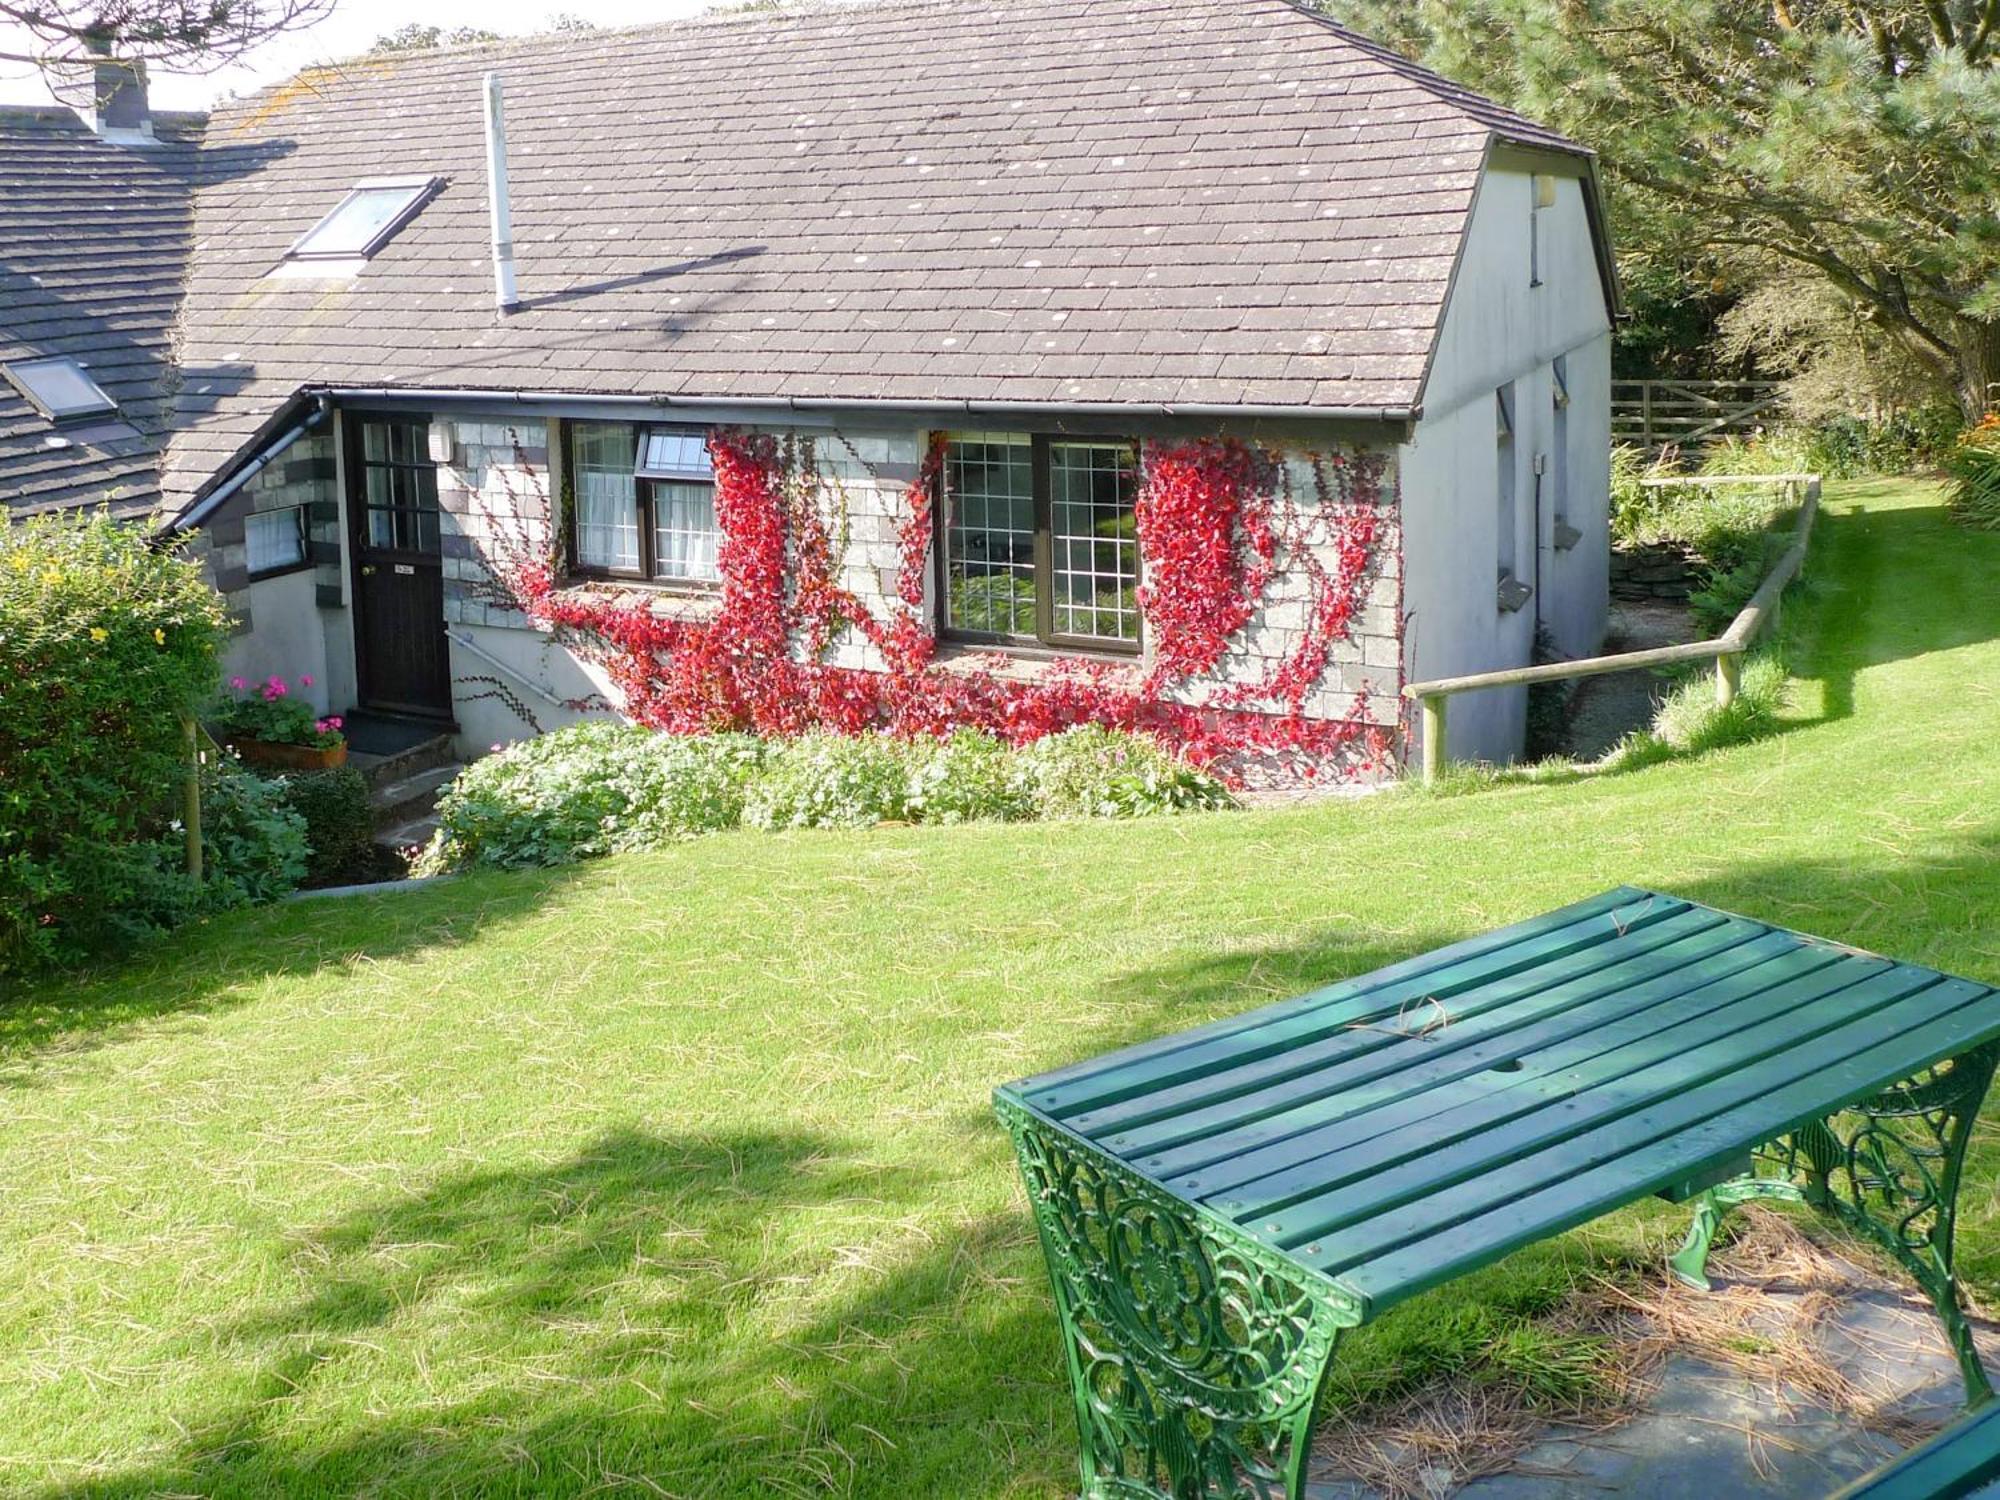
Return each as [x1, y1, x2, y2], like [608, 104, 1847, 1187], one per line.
[0, 107, 203, 519]
[154, 0, 1606, 515]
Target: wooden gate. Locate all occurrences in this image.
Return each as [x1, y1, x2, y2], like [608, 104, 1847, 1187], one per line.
[1612, 379, 1786, 450]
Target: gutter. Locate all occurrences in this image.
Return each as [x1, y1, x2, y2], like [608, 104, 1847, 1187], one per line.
[311, 385, 1421, 428]
[168, 394, 332, 534]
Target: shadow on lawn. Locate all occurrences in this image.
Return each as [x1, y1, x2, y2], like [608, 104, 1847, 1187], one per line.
[0, 864, 583, 1081]
[37, 1125, 1067, 1500]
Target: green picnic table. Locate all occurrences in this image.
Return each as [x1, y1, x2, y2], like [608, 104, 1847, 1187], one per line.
[994, 887, 2000, 1500]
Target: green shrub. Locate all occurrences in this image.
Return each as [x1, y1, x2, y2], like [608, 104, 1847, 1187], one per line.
[271, 767, 377, 887]
[903, 729, 1035, 824]
[743, 731, 919, 831]
[419, 722, 768, 871]
[1015, 725, 1236, 819]
[1944, 418, 2000, 531]
[1, 514, 230, 974]
[1651, 655, 1787, 754]
[200, 759, 309, 906]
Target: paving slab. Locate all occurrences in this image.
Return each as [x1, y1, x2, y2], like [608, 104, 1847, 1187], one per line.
[1306, 1246, 1998, 1500]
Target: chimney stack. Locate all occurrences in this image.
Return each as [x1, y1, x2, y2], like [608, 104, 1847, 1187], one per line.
[483, 71, 520, 316]
[79, 30, 153, 143]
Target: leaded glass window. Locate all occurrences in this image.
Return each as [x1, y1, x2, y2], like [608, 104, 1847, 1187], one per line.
[941, 432, 1140, 652]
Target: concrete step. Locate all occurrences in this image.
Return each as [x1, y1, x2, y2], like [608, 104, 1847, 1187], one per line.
[368, 763, 461, 830]
[374, 815, 441, 855]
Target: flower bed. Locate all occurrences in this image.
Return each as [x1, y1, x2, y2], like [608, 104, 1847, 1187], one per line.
[413, 722, 1234, 874]
[211, 674, 347, 767]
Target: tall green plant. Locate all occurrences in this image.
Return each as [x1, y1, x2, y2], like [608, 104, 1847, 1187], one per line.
[0, 515, 229, 973]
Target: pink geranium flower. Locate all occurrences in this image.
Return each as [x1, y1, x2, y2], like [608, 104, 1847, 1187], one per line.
[301, 674, 314, 687]
[229, 676, 247, 691]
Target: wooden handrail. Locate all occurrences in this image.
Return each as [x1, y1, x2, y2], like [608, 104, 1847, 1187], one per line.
[1403, 475, 1820, 783]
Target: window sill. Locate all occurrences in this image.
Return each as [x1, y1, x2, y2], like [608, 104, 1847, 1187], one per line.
[246, 560, 314, 583]
[1496, 575, 1535, 614]
[552, 577, 722, 618]
[1552, 521, 1583, 552]
[933, 639, 1144, 684]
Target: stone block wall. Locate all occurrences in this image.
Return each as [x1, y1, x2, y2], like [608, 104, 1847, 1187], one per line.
[341, 414, 1408, 747]
[198, 428, 338, 636]
[431, 417, 555, 632]
[1155, 449, 1404, 730]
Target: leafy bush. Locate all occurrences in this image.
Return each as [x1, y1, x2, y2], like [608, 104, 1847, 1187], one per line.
[417, 721, 1234, 872]
[903, 729, 1035, 824]
[200, 759, 309, 906]
[1, 514, 230, 974]
[1015, 725, 1235, 819]
[1945, 416, 2000, 532]
[271, 767, 377, 887]
[418, 722, 769, 871]
[743, 732, 919, 830]
[1651, 655, 1788, 754]
[211, 673, 344, 748]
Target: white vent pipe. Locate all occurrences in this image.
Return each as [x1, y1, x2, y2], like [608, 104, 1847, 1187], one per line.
[483, 71, 520, 316]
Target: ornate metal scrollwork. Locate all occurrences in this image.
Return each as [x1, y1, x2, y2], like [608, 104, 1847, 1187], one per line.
[1670, 1042, 2000, 1406]
[998, 1096, 1357, 1499]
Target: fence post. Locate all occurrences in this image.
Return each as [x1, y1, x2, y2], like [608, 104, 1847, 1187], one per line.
[1420, 693, 1447, 786]
[1641, 382, 1654, 449]
[181, 714, 203, 883]
[1715, 652, 1740, 709]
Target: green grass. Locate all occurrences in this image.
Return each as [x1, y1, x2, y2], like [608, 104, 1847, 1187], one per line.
[4, 478, 1998, 1498]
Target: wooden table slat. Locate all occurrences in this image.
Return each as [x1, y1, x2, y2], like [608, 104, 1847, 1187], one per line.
[1255, 959, 1934, 1256]
[1126, 918, 1784, 1176]
[1334, 977, 2000, 1312]
[1073, 905, 1728, 1144]
[1019, 887, 1657, 1116]
[1193, 932, 1844, 1212]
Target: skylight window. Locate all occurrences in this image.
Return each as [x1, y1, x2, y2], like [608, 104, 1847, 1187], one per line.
[287, 176, 441, 261]
[4, 356, 117, 424]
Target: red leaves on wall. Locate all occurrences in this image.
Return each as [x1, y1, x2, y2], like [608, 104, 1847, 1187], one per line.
[492, 429, 1393, 784]
[1134, 438, 1278, 685]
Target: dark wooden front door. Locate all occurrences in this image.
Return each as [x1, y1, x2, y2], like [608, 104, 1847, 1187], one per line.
[348, 414, 452, 718]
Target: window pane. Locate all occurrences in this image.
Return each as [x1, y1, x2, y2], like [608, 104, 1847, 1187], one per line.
[293, 182, 429, 258]
[637, 429, 713, 480]
[652, 481, 718, 581]
[945, 433, 1035, 636]
[1049, 442, 1138, 643]
[574, 423, 640, 570]
[246, 508, 305, 574]
[4, 356, 115, 420]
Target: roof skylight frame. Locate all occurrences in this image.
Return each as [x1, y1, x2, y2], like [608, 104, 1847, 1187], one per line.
[3, 355, 118, 425]
[284, 175, 444, 262]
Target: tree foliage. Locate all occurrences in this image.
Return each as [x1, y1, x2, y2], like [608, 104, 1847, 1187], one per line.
[1316, 0, 2000, 416]
[0, 1, 333, 73]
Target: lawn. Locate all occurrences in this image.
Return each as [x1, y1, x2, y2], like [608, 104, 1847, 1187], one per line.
[3, 478, 1996, 1499]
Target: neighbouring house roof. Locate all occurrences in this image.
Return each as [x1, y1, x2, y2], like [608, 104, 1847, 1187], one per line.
[160, 0, 1610, 517]
[0, 106, 204, 519]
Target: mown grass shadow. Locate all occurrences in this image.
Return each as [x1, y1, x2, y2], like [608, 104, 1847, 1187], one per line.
[0, 862, 584, 1082]
[32, 1124, 1069, 1500]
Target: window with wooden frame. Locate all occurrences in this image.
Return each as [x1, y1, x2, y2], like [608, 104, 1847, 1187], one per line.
[940, 432, 1141, 653]
[566, 421, 719, 585]
[245, 506, 309, 579]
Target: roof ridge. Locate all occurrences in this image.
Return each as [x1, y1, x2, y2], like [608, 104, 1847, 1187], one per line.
[1274, 0, 1589, 157]
[209, 0, 944, 121]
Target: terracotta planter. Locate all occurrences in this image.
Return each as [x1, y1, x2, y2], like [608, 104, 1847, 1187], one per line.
[230, 736, 348, 771]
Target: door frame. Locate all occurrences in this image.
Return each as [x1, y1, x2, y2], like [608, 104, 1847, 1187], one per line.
[343, 408, 454, 721]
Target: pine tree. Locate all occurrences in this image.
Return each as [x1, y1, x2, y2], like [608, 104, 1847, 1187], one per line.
[1319, 0, 2000, 417]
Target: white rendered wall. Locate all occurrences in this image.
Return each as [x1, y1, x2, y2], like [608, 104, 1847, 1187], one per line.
[1400, 163, 1613, 766]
